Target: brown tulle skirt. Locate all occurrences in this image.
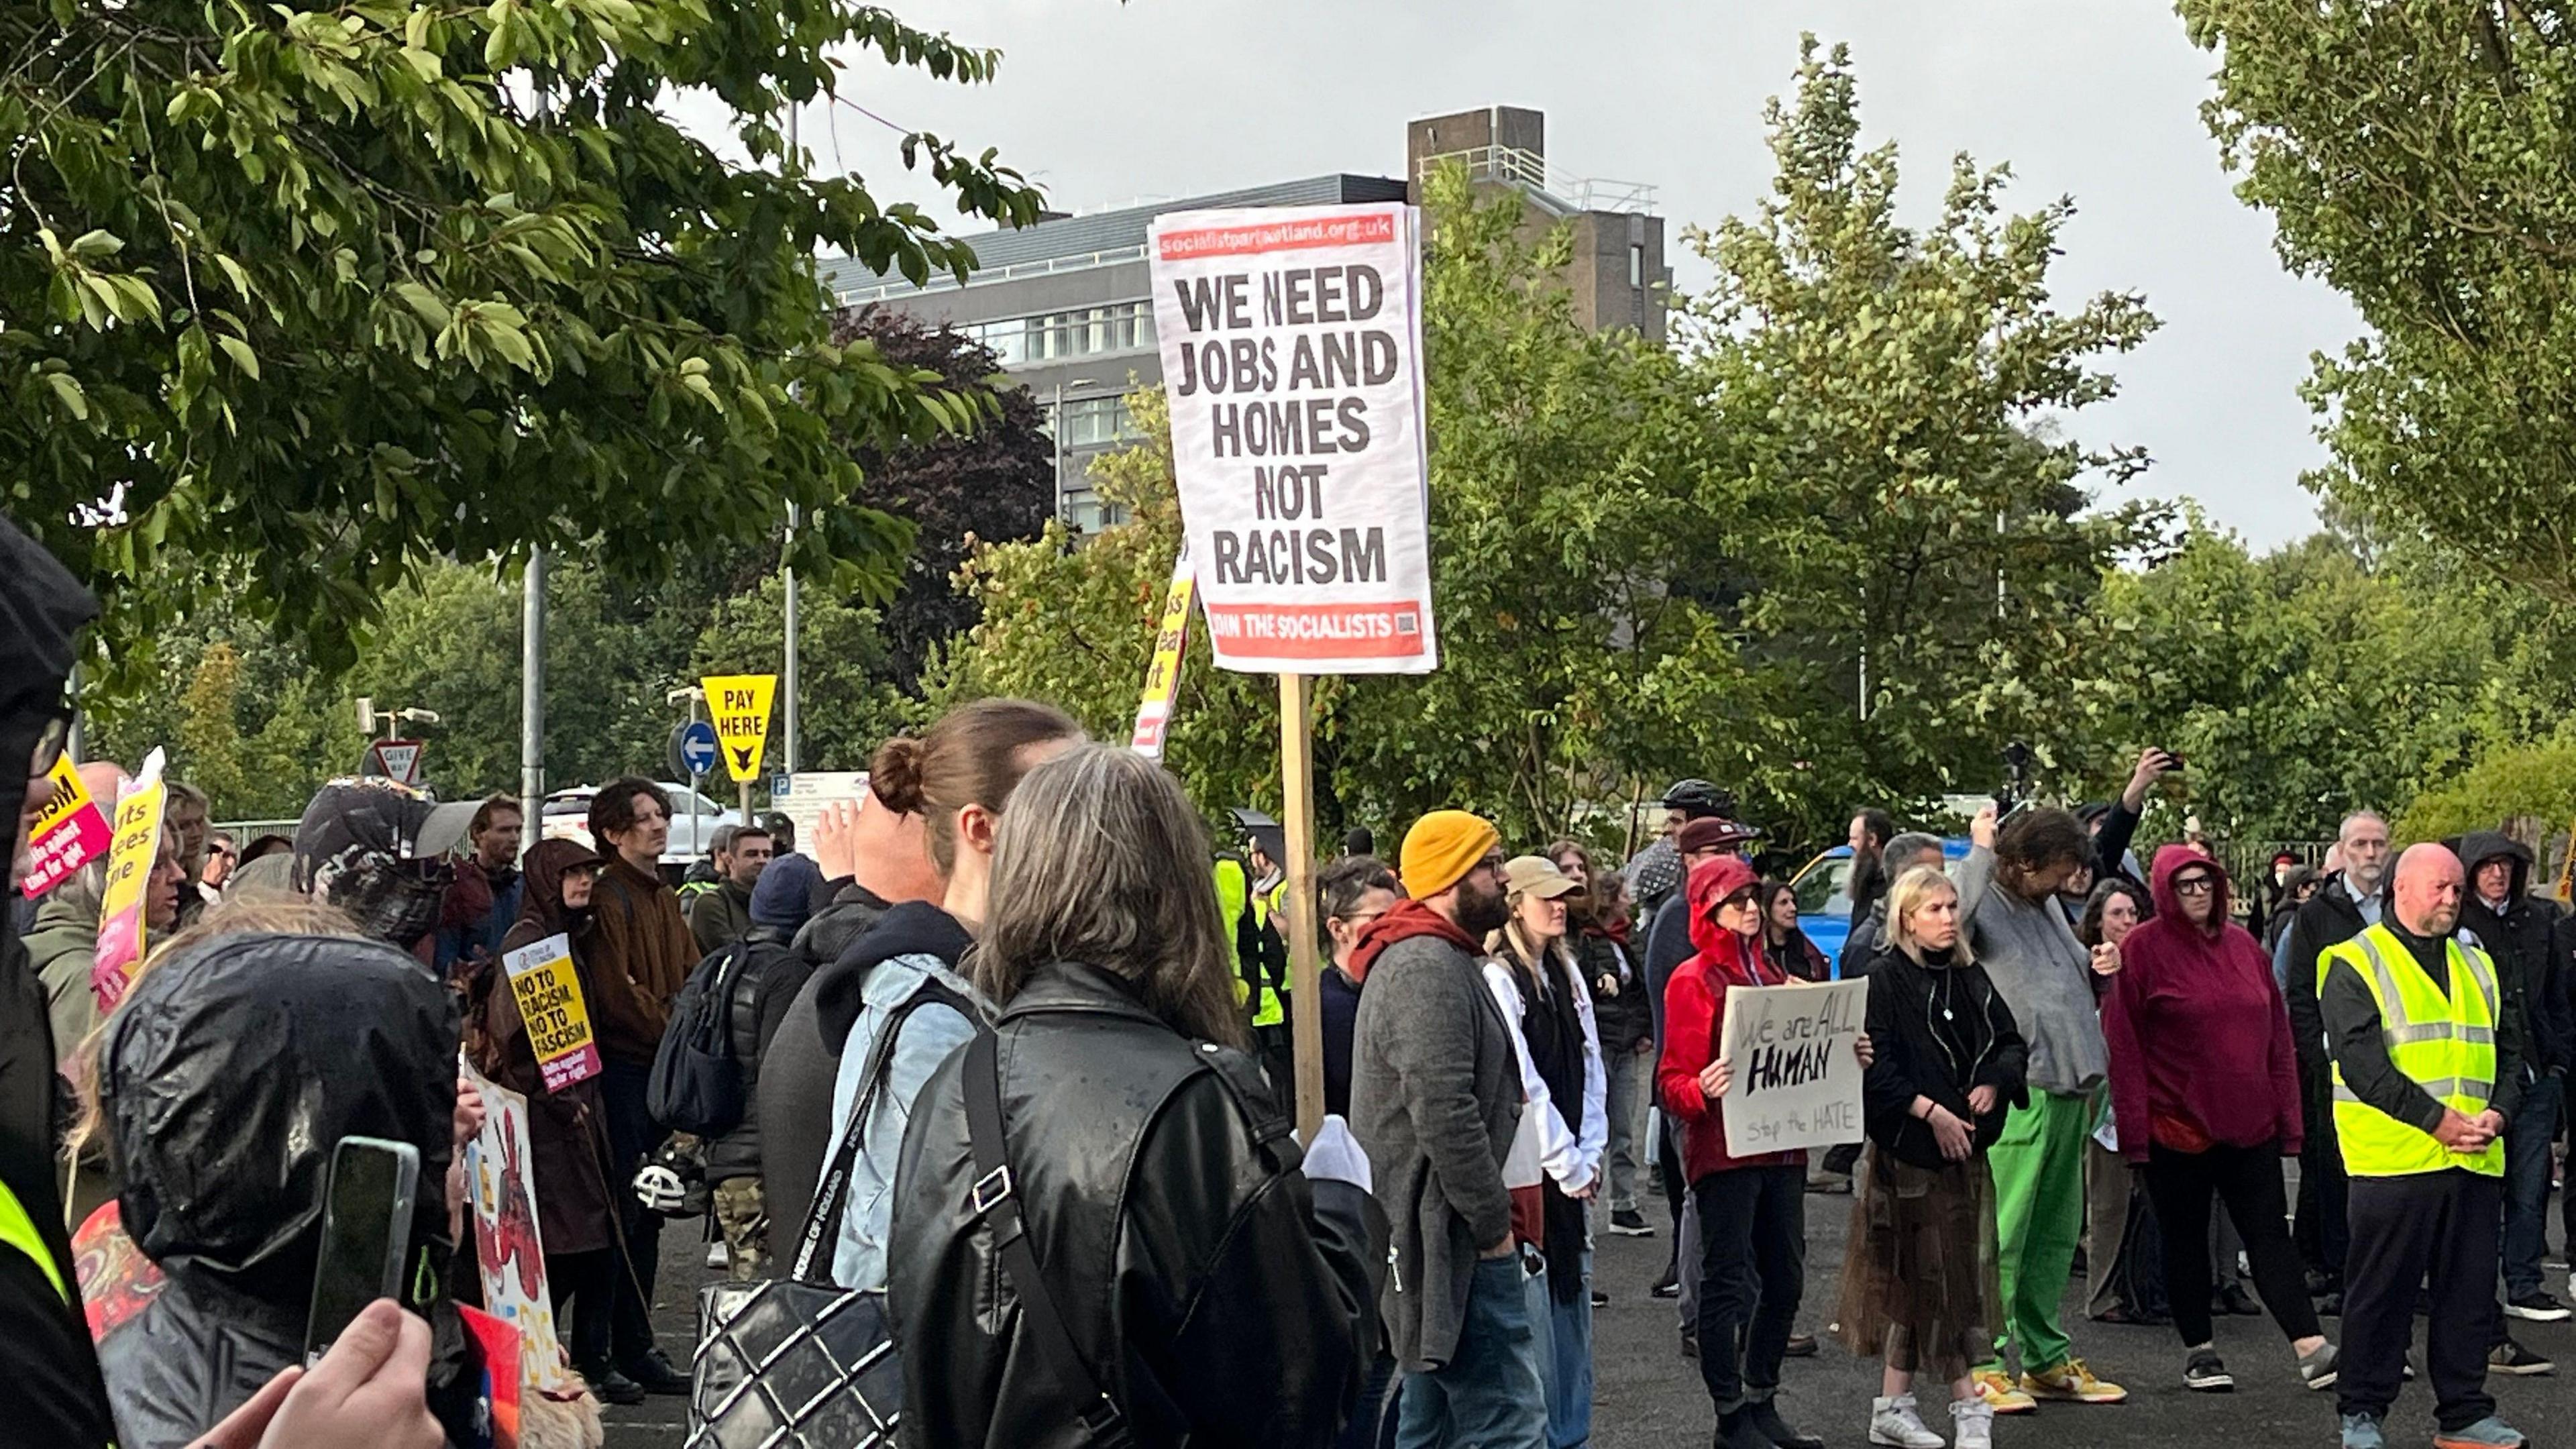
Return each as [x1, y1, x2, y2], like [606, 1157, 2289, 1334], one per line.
[1832, 1144, 2004, 1381]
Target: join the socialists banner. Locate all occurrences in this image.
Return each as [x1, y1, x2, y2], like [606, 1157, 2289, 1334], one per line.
[1148, 203, 1437, 676]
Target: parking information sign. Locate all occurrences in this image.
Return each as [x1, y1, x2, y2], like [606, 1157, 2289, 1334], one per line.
[700, 674, 777, 783]
[1148, 202, 1437, 676]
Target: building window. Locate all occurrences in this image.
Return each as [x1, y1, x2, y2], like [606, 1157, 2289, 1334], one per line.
[1629, 243, 1644, 289]
[1044, 395, 1143, 447]
[961, 301, 1155, 367]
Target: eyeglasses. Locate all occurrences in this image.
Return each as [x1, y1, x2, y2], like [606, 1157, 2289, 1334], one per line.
[2171, 875, 2216, 896]
[1335, 908, 1390, 930]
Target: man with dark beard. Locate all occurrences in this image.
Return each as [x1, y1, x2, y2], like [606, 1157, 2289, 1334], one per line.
[1350, 811, 1543, 1446]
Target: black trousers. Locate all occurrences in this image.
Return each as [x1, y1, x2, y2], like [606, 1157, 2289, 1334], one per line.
[548, 1247, 616, 1370]
[2139, 1140, 2319, 1351]
[600, 1058, 665, 1364]
[1658, 1114, 1690, 1256]
[2339, 1171, 2502, 1432]
[1692, 1165, 1805, 1415]
[2292, 1061, 2349, 1283]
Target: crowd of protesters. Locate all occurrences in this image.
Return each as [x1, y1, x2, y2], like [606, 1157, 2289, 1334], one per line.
[7, 521, 2576, 1449]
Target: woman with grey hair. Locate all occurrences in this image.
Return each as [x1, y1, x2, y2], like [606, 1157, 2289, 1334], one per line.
[888, 744, 1385, 1448]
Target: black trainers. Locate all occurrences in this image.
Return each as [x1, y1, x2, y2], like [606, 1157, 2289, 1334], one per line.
[1784, 1332, 1819, 1358]
[1591, 1288, 1610, 1309]
[1610, 1208, 1656, 1236]
[2504, 1291, 2573, 1323]
[2300, 1342, 2341, 1391]
[2184, 1348, 2235, 1393]
[2488, 1338, 2555, 1376]
[1652, 1271, 1682, 1299]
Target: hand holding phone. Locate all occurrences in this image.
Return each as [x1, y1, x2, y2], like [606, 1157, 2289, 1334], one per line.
[195, 1299, 442, 1449]
[305, 1137, 419, 1366]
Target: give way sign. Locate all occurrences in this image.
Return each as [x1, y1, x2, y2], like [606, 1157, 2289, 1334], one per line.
[370, 739, 424, 786]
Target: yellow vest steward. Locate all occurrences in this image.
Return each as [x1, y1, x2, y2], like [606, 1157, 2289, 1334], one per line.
[1215, 859, 1288, 1026]
[2322, 923, 2505, 1179]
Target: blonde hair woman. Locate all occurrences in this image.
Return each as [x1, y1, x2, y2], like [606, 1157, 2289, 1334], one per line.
[1834, 866, 2029, 1449]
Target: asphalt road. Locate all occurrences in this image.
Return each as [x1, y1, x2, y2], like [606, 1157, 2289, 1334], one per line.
[610, 1188, 2575, 1448]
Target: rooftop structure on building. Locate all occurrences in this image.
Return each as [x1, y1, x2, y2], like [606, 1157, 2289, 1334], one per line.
[822, 107, 1668, 531]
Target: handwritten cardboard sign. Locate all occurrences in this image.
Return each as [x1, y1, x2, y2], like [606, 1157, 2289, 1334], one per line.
[502, 932, 601, 1092]
[19, 756, 111, 900]
[1719, 978, 1870, 1157]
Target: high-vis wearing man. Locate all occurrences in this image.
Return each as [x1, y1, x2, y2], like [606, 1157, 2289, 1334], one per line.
[2321, 844, 2526, 1449]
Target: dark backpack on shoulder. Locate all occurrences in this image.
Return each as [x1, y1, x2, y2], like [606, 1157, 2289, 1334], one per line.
[651, 941, 755, 1135]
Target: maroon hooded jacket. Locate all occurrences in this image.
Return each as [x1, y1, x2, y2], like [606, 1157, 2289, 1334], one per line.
[2102, 845, 2304, 1162]
[1657, 855, 1805, 1181]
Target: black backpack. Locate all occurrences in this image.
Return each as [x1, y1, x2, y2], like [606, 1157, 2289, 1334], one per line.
[649, 941, 755, 1135]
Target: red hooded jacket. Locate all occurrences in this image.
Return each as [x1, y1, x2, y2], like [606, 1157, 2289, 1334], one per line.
[1657, 855, 1805, 1180]
[2102, 845, 2304, 1162]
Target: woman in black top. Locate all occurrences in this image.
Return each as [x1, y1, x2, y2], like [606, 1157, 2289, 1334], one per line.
[1834, 865, 2027, 1449]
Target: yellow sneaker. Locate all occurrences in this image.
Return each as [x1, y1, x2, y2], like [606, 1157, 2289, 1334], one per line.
[1972, 1367, 2037, 1414]
[2023, 1358, 2127, 1403]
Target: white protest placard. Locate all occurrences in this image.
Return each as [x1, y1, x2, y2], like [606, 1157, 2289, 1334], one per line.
[1148, 203, 1437, 675]
[1719, 979, 1870, 1157]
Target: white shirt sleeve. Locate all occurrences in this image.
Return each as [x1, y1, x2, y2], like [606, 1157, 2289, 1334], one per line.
[1565, 954, 1609, 1183]
[1483, 958, 1584, 1189]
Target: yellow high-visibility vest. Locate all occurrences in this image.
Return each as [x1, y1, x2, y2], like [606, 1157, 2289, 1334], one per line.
[0, 1176, 67, 1304]
[2322, 923, 2506, 1179]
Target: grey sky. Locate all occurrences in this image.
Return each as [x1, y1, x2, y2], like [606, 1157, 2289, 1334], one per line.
[683, 0, 2360, 547]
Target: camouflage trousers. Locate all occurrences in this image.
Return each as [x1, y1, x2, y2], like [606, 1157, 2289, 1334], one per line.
[711, 1175, 768, 1282]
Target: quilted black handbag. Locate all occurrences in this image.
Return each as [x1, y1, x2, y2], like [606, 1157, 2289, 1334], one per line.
[684, 985, 970, 1448]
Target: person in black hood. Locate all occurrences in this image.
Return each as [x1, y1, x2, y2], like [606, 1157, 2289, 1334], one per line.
[0, 515, 116, 1448]
[94, 922, 484, 1447]
[2453, 830, 2573, 1323]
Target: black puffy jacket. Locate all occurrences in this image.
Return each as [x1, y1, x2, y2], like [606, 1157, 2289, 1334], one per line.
[703, 926, 800, 1185]
[885, 961, 1385, 1448]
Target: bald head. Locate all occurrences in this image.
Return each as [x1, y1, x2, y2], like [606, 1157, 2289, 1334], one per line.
[2391, 843, 2464, 938]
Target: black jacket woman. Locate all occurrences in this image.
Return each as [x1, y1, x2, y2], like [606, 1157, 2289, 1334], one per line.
[887, 745, 1387, 1448]
[1835, 865, 2027, 1449]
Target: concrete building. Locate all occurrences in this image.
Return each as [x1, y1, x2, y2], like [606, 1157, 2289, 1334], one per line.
[822, 106, 1666, 531]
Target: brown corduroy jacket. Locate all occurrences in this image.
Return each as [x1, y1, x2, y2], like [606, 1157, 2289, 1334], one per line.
[588, 855, 698, 1065]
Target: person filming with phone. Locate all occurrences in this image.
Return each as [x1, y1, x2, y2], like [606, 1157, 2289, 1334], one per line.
[91, 917, 478, 1448]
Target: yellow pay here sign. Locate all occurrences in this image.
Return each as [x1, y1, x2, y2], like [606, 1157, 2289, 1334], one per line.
[702, 674, 777, 783]
[502, 933, 602, 1092]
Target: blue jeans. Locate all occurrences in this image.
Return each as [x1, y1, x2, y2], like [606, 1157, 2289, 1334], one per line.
[1544, 1248, 1594, 1448]
[2502, 1073, 2564, 1300]
[1395, 1255, 1550, 1449]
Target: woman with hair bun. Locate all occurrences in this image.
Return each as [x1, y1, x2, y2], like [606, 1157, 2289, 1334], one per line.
[808, 699, 1084, 1291]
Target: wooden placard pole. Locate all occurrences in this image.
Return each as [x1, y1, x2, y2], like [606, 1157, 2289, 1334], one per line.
[1278, 671, 1326, 1138]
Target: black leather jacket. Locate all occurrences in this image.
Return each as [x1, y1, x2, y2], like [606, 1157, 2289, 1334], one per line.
[886, 961, 1386, 1448]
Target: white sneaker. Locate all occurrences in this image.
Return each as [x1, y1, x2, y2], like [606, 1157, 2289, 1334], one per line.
[706, 1242, 729, 1270]
[1951, 1397, 1994, 1449]
[1868, 1393, 1945, 1448]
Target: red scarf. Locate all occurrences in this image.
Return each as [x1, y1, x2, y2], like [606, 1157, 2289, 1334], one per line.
[1345, 898, 1484, 983]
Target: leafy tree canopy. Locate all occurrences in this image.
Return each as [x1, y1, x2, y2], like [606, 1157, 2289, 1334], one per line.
[3, 0, 1042, 690]
[2182, 0, 2576, 598]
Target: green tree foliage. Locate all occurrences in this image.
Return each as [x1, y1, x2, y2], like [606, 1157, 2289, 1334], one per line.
[2080, 524, 2576, 844]
[832, 309, 1055, 691]
[2398, 741, 2576, 848]
[1685, 37, 2168, 822]
[3, 0, 1042, 688]
[2182, 1, 2576, 599]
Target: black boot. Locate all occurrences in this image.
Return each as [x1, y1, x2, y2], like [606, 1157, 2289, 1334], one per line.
[1748, 1399, 1823, 1449]
[1715, 1409, 1775, 1449]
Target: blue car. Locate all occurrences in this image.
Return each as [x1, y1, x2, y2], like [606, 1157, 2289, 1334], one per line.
[1790, 837, 1973, 978]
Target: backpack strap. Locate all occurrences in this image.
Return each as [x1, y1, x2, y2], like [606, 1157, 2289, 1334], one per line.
[788, 978, 978, 1285]
[963, 1028, 1134, 1446]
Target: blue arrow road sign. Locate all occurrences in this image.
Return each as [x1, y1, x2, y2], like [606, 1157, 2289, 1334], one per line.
[678, 720, 719, 777]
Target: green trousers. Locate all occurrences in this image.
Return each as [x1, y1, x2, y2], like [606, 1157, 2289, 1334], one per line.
[1984, 1089, 2094, 1374]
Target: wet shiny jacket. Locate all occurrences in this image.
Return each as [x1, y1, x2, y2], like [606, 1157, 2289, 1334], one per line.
[885, 960, 1385, 1448]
